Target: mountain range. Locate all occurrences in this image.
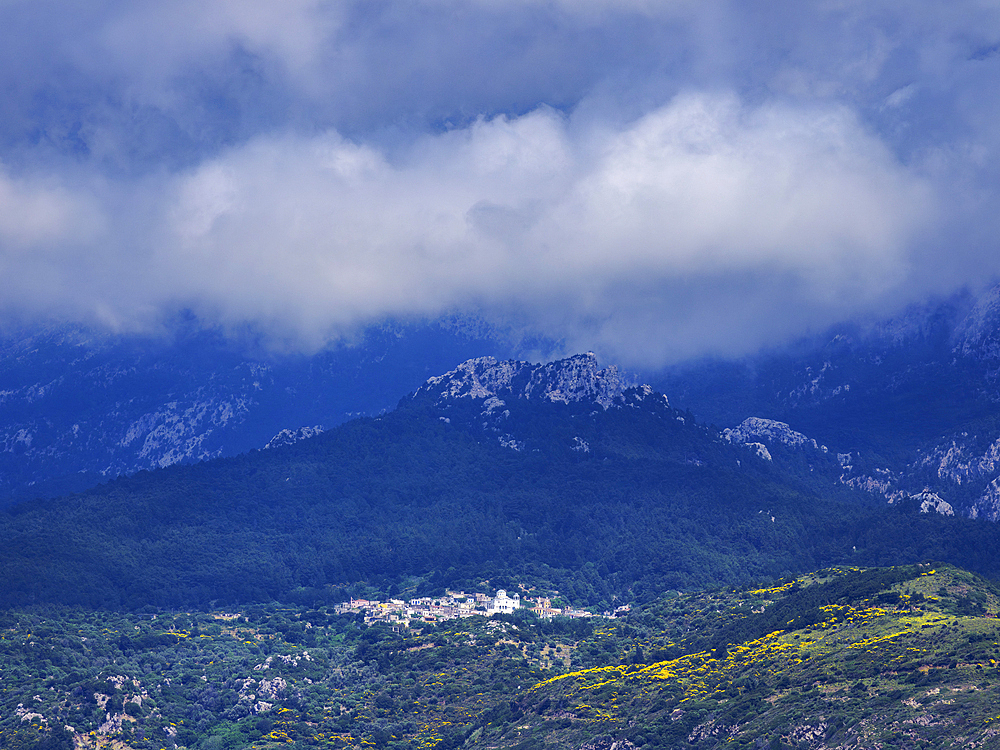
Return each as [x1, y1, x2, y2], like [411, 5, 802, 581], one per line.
[4, 284, 1000, 606]
[0, 318, 542, 504]
[9, 283, 1000, 531]
[7, 291, 1000, 749]
[5, 349, 1000, 614]
[658, 283, 1000, 522]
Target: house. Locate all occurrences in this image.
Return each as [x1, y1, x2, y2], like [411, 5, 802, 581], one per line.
[530, 597, 561, 619]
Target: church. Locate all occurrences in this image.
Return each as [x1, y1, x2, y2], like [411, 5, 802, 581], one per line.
[487, 589, 520, 615]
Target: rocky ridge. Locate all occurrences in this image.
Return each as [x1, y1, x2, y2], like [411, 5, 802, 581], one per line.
[722, 417, 969, 517]
[660, 281, 1000, 524]
[955, 283, 1000, 360]
[265, 426, 325, 450]
[723, 417, 826, 452]
[416, 353, 671, 452]
[419, 352, 640, 410]
[0, 322, 518, 504]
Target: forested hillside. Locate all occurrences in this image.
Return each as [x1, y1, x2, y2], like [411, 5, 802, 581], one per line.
[0, 320, 524, 504]
[3, 357, 1000, 611]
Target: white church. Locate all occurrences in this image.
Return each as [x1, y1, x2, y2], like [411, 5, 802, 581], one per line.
[487, 589, 520, 615]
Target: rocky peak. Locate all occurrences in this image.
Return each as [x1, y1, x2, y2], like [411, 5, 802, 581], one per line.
[910, 489, 955, 517]
[524, 354, 629, 409]
[723, 417, 825, 451]
[418, 353, 636, 410]
[421, 357, 531, 400]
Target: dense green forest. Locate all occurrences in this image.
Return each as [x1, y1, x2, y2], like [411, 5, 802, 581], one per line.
[3, 383, 1000, 611]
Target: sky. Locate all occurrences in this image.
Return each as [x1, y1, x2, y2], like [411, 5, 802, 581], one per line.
[0, 0, 998, 366]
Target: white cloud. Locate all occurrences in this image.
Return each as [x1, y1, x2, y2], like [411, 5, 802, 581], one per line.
[0, 169, 98, 250]
[0, 92, 932, 363]
[0, 0, 998, 364]
[97, 0, 340, 85]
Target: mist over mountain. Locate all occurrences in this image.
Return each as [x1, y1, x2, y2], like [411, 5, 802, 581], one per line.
[9, 281, 1000, 525]
[657, 282, 1000, 522]
[2, 1, 1000, 365]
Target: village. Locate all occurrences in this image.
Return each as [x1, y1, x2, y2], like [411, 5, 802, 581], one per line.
[333, 588, 631, 628]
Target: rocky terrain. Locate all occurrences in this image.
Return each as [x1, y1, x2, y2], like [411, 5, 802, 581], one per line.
[415, 353, 671, 453]
[0, 320, 523, 504]
[660, 281, 1000, 523]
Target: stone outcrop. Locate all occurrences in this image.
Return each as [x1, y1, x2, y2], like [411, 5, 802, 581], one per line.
[418, 352, 636, 410]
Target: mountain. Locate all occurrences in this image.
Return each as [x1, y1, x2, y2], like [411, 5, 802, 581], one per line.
[0, 318, 538, 505]
[657, 282, 1000, 523]
[9, 281, 1000, 526]
[3, 353, 1000, 612]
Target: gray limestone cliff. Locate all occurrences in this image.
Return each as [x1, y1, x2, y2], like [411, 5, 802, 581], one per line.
[418, 353, 645, 410]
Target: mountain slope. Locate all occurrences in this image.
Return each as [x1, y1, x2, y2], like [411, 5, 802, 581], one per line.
[657, 283, 1000, 522]
[0, 319, 529, 504]
[2, 354, 1000, 611]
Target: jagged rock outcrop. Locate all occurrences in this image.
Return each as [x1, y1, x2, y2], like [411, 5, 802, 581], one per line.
[955, 283, 1000, 360]
[971, 477, 1000, 521]
[416, 353, 672, 452]
[722, 417, 826, 452]
[419, 352, 638, 410]
[918, 433, 1000, 485]
[910, 489, 955, 516]
[265, 426, 324, 450]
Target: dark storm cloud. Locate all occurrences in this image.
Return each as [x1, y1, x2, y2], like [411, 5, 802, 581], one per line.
[0, 0, 997, 365]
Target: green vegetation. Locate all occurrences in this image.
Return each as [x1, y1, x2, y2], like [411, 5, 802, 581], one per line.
[3, 387, 1000, 613]
[6, 565, 1000, 749]
[493, 564, 1000, 749]
[5, 372, 1000, 747]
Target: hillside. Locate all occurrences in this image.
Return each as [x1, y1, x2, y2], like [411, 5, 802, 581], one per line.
[5, 355, 1000, 611]
[0, 319, 525, 504]
[484, 564, 1000, 750]
[5, 565, 1000, 750]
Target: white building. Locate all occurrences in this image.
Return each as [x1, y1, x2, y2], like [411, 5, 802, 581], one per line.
[488, 589, 520, 615]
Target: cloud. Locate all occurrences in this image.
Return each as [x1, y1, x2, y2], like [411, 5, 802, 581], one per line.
[0, 0, 997, 364]
[0, 170, 97, 249]
[0, 93, 934, 363]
